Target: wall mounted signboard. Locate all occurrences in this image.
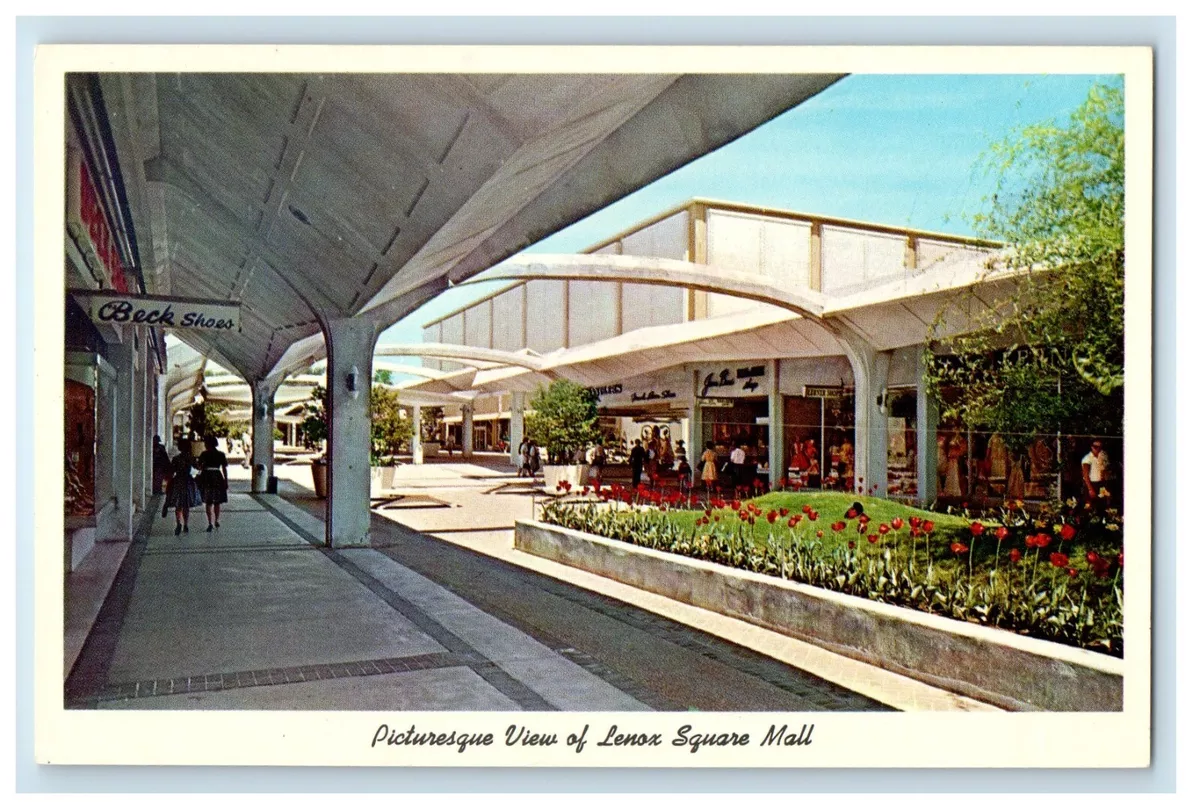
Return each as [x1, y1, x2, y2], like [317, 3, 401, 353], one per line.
[72, 292, 240, 333]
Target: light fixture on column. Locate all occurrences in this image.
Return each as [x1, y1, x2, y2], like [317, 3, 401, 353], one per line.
[257, 401, 269, 421]
[346, 365, 359, 399]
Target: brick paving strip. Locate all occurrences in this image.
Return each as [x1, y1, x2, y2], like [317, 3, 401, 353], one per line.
[74, 651, 480, 708]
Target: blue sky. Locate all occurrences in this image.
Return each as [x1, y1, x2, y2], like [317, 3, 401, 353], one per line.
[375, 73, 1116, 369]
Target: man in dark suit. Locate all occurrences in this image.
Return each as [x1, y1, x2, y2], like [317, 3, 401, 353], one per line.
[629, 439, 647, 488]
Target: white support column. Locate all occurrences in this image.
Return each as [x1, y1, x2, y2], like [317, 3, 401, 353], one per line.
[107, 337, 136, 540]
[916, 361, 940, 504]
[411, 406, 424, 464]
[508, 392, 525, 467]
[326, 317, 377, 547]
[831, 322, 891, 498]
[251, 379, 280, 493]
[133, 332, 148, 511]
[768, 359, 784, 488]
[461, 403, 474, 459]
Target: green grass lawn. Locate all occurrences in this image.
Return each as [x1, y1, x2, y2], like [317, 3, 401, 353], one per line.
[640, 490, 1115, 572]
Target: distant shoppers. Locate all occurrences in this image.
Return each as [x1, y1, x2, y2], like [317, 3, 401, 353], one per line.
[629, 439, 647, 488]
[676, 454, 693, 493]
[1081, 439, 1111, 506]
[164, 439, 202, 536]
[152, 435, 172, 496]
[587, 443, 606, 486]
[517, 438, 530, 477]
[528, 442, 542, 478]
[700, 441, 719, 493]
[198, 435, 229, 532]
[729, 443, 748, 491]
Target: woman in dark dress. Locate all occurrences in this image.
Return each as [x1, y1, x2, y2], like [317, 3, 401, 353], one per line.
[165, 439, 202, 535]
[198, 435, 229, 532]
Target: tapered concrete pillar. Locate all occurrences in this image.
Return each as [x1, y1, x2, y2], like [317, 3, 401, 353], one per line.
[768, 360, 784, 488]
[508, 392, 525, 467]
[461, 403, 474, 459]
[689, 401, 704, 477]
[325, 317, 376, 547]
[411, 406, 424, 464]
[832, 323, 891, 498]
[916, 362, 940, 505]
[106, 338, 136, 540]
[251, 378, 280, 493]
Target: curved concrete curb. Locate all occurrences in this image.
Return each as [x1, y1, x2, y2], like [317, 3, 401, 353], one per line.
[515, 520, 1123, 712]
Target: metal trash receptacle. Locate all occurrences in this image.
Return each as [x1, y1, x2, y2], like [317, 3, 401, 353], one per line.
[267, 476, 278, 494]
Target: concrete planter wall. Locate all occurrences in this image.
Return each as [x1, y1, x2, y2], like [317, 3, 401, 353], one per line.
[515, 520, 1123, 712]
[542, 464, 587, 494]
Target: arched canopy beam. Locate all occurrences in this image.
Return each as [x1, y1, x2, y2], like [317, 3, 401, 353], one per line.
[375, 343, 548, 372]
[460, 253, 829, 320]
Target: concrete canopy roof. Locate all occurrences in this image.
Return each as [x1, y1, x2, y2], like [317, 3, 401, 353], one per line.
[99, 72, 844, 384]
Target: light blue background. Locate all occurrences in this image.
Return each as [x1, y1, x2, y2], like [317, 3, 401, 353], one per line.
[14, 15, 1177, 794]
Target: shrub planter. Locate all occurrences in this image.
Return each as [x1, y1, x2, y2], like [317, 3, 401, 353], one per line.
[515, 519, 1123, 712]
[542, 464, 587, 494]
[371, 465, 398, 492]
[422, 441, 442, 459]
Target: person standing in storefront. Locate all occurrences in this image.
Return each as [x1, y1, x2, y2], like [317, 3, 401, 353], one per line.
[700, 441, 719, 494]
[164, 438, 202, 536]
[198, 435, 229, 532]
[152, 435, 171, 496]
[629, 439, 647, 488]
[587, 442, 607, 487]
[1080, 439, 1111, 507]
[729, 443, 748, 492]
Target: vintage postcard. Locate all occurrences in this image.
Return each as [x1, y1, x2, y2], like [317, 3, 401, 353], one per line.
[34, 43, 1153, 768]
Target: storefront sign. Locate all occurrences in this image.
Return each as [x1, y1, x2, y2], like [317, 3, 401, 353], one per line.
[696, 363, 770, 398]
[589, 371, 693, 410]
[801, 384, 848, 399]
[67, 149, 130, 293]
[76, 292, 241, 332]
[696, 397, 735, 409]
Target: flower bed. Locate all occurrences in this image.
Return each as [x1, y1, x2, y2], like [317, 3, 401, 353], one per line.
[538, 484, 1124, 656]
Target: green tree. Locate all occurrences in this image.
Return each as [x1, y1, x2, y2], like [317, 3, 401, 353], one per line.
[370, 382, 413, 464]
[298, 384, 328, 450]
[524, 379, 600, 465]
[925, 81, 1125, 446]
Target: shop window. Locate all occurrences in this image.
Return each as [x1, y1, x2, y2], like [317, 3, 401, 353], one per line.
[886, 389, 918, 498]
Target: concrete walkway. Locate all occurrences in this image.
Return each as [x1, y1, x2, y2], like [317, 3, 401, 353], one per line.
[63, 457, 998, 713]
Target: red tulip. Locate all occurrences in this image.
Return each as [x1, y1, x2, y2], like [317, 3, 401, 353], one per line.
[808, 511, 819, 521]
[846, 508, 858, 519]
[1086, 550, 1099, 565]
[831, 521, 846, 533]
[1009, 549, 1021, 563]
[922, 520, 936, 534]
[1060, 524, 1076, 541]
[995, 526, 1009, 541]
[1068, 568, 1079, 578]
[847, 541, 856, 550]
[767, 511, 778, 524]
[732, 500, 742, 511]
[695, 518, 704, 526]
[816, 530, 824, 539]
[891, 517, 904, 530]
[1049, 552, 1070, 568]
[868, 534, 879, 544]
[780, 508, 790, 517]
[878, 524, 890, 535]
[950, 542, 969, 555]
[857, 522, 868, 534]
[1032, 533, 1052, 548]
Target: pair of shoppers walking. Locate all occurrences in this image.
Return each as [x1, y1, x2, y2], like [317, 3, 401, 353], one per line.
[162, 435, 228, 535]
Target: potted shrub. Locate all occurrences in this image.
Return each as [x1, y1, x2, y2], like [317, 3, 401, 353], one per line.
[525, 379, 601, 494]
[299, 384, 329, 498]
[420, 406, 444, 459]
[369, 372, 413, 492]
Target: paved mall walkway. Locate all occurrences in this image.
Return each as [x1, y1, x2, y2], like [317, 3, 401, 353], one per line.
[64, 456, 997, 712]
